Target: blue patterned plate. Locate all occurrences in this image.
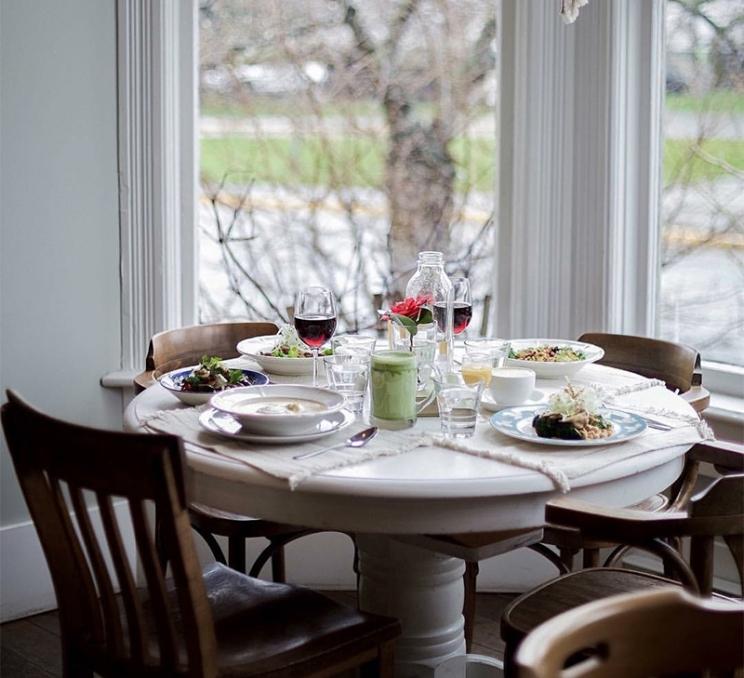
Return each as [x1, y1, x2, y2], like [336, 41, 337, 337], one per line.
[158, 367, 269, 406]
[489, 406, 647, 447]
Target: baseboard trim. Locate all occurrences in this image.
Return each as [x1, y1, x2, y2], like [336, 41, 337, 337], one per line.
[0, 501, 135, 623]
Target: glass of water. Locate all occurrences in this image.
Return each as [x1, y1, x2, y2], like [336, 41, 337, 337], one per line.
[463, 338, 511, 368]
[323, 354, 370, 414]
[332, 334, 376, 359]
[436, 380, 483, 439]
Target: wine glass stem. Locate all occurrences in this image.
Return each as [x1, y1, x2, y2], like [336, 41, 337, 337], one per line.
[312, 348, 319, 387]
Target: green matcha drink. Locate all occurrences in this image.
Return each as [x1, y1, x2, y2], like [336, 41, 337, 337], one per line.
[370, 351, 418, 429]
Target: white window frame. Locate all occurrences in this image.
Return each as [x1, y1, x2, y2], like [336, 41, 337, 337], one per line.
[103, 0, 198, 388]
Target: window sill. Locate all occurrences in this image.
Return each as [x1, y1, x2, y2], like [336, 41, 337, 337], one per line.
[100, 369, 138, 390]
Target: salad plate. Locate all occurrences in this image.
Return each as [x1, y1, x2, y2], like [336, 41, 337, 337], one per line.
[199, 407, 354, 444]
[158, 359, 269, 406]
[505, 339, 604, 379]
[210, 384, 346, 435]
[489, 406, 647, 447]
[236, 326, 332, 376]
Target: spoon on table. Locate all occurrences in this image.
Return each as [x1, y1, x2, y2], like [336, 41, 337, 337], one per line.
[293, 426, 378, 461]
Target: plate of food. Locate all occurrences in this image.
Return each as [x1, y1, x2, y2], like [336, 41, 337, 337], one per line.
[199, 406, 354, 444]
[505, 339, 604, 379]
[209, 384, 346, 436]
[236, 325, 333, 376]
[489, 382, 647, 447]
[157, 356, 269, 406]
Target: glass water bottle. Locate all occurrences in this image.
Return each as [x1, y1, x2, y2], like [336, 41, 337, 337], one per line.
[405, 251, 454, 369]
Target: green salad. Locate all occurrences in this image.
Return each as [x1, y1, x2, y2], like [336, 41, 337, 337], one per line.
[261, 325, 333, 358]
[180, 356, 253, 392]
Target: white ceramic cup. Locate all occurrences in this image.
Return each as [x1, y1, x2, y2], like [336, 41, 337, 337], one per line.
[489, 367, 536, 406]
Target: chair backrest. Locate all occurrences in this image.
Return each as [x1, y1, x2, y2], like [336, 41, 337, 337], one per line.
[578, 332, 699, 393]
[134, 321, 279, 392]
[147, 321, 279, 372]
[515, 588, 744, 678]
[1, 391, 218, 677]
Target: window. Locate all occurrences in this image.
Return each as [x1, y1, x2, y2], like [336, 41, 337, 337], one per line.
[197, 0, 498, 333]
[659, 0, 744, 369]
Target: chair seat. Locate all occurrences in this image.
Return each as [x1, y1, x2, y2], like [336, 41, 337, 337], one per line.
[157, 563, 400, 677]
[501, 568, 685, 648]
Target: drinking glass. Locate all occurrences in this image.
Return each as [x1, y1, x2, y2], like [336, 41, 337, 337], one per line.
[464, 338, 511, 368]
[294, 286, 337, 386]
[440, 277, 472, 336]
[323, 354, 369, 414]
[332, 334, 376, 359]
[370, 351, 437, 430]
[461, 350, 493, 387]
[436, 380, 483, 439]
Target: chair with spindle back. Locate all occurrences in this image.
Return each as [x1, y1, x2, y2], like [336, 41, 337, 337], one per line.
[515, 588, 744, 678]
[1, 390, 400, 677]
[500, 439, 744, 676]
[134, 321, 322, 583]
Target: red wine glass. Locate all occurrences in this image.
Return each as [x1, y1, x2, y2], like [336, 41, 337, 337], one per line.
[450, 277, 472, 335]
[294, 286, 337, 386]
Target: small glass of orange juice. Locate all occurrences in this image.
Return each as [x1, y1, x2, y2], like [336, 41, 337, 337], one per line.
[461, 351, 493, 387]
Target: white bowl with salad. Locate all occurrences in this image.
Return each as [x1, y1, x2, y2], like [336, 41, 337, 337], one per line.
[505, 339, 604, 379]
[236, 325, 333, 376]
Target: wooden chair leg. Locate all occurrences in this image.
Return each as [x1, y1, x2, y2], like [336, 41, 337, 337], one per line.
[360, 640, 396, 678]
[463, 561, 479, 653]
[228, 536, 246, 573]
[559, 547, 577, 571]
[582, 547, 600, 568]
[270, 542, 287, 582]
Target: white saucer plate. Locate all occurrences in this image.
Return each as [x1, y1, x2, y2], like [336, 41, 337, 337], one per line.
[480, 389, 546, 413]
[199, 407, 354, 444]
[489, 406, 647, 447]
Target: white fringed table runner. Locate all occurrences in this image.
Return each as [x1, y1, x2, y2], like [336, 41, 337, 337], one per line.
[143, 364, 712, 492]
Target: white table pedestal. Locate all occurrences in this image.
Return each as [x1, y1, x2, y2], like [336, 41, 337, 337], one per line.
[357, 536, 503, 677]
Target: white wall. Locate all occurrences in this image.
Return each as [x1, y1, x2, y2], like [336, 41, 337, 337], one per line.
[0, 0, 122, 619]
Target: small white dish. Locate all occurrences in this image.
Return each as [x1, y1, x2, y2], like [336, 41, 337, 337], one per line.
[505, 339, 604, 379]
[481, 389, 545, 413]
[236, 336, 316, 376]
[489, 367, 536, 406]
[210, 384, 346, 435]
[199, 407, 354, 444]
[157, 366, 269, 406]
[489, 406, 647, 447]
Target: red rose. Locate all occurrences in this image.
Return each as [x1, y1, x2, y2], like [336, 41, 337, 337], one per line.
[389, 295, 432, 320]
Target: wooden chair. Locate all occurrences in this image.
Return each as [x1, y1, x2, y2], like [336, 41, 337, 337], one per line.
[515, 588, 744, 678]
[455, 332, 710, 650]
[500, 439, 744, 676]
[579, 332, 709, 413]
[1, 390, 400, 677]
[133, 321, 279, 393]
[134, 321, 322, 582]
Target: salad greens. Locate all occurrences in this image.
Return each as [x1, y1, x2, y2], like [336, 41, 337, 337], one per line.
[263, 324, 333, 358]
[180, 355, 253, 392]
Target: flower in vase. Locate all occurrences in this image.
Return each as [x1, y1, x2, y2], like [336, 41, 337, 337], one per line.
[379, 295, 433, 343]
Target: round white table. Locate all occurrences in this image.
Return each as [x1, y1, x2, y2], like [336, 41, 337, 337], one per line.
[125, 364, 694, 678]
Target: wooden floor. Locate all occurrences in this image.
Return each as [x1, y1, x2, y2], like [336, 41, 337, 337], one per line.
[0, 590, 515, 676]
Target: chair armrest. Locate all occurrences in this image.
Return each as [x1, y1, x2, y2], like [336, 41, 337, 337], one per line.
[680, 385, 710, 414]
[689, 440, 744, 474]
[545, 497, 689, 540]
[133, 370, 154, 394]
